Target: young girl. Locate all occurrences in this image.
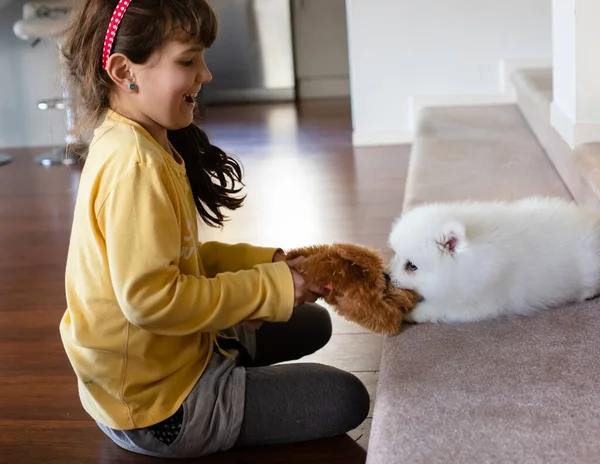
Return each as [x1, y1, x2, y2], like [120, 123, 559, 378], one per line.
[58, 0, 369, 458]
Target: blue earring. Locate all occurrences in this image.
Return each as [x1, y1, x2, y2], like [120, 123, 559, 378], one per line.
[129, 83, 136, 90]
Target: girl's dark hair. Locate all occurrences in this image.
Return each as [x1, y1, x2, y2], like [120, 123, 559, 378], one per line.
[167, 126, 244, 227]
[61, 0, 245, 227]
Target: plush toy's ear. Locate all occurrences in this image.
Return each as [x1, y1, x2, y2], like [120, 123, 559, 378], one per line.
[437, 220, 466, 255]
[333, 243, 381, 271]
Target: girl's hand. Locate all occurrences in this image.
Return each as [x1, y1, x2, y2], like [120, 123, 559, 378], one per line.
[286, 256, 331, 308]
[273, 250, 286, 262]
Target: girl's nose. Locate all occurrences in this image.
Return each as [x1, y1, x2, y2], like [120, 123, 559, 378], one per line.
[200, 66, 212, 85]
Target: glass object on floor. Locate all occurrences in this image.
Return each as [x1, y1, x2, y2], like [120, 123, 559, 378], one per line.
[35, 146, 77, 167]
[34, 94, 78, 167]
[0, 155, 12, 166]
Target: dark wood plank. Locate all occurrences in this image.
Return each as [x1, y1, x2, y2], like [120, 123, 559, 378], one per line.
[0, 99, 410, 463]
[0, 421, 367, 464]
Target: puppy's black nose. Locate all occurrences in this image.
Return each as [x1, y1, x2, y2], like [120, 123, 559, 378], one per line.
[383, 272, 391, 282]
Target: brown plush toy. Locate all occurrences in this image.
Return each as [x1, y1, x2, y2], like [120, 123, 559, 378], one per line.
[284, 243, 419, 335]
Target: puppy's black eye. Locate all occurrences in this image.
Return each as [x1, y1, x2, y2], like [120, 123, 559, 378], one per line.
[405, 261, 417, 272]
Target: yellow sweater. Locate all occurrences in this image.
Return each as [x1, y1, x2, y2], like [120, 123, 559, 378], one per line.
[59, 110, 294, 430]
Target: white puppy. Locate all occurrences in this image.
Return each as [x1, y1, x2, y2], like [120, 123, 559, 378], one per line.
[388, 196, 600, 323]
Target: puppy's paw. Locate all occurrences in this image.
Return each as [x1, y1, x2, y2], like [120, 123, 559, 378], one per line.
[405, 301, 446, 323]
[403, 311, 417, 323]
[580, 288, 600, 301]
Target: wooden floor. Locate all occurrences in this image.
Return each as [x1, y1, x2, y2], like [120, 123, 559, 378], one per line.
[0, 99, 411, 464]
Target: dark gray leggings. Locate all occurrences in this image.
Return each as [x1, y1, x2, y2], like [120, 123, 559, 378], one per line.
[234, 304, 371, 447]
[97, 304, 370, 457]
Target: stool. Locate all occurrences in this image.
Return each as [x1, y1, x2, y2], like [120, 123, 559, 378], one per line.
[13, 1, 75, 167]
[33, 80, 78, 167]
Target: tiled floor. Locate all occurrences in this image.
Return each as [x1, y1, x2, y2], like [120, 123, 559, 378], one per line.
[0, 98, 411, 463]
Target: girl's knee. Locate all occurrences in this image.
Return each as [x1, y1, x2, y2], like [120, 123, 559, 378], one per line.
[340, 371, 370, 427]
[312, 364, 370, 431]
[299, 303, 332, 346]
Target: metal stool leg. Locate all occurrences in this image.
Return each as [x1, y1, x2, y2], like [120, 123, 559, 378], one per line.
[35, 45, 78, 167]
[35, 146, 76, 166]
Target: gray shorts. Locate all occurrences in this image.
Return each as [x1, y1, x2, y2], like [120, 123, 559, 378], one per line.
[96, 323, 256, 458]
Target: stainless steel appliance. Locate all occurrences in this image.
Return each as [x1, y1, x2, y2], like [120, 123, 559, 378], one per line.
[199, 0, 296, 104]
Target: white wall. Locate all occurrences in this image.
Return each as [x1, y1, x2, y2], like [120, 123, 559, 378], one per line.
[551, 0, 575, 123]
[550, 0, 600, 148]
[0, 0, 66, 149]
[346, 0, 552, 146]
[292, 0, 350, 99]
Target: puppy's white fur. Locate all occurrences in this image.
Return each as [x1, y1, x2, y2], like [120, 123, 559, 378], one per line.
[388, 196, 600, 323]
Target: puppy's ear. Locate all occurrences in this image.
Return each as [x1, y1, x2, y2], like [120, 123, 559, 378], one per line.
[438, 221, 466, 254]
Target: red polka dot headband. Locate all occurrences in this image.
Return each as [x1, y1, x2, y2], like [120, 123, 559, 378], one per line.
[102, 0, 132, 71]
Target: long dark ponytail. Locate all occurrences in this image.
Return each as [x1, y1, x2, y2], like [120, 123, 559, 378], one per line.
[168, 124, 245, 227]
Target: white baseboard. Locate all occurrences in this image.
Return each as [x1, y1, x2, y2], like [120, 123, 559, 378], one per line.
[352, 129, 413, 147]
[408, 93, 514, 130]
[406, 57, 553, 131]
[551, 102, 600, 149]
[297, 76, 350, 99]
[351, 56, 554, 147]
[499, 57, 553, 100]
[551, 103, 575, 148]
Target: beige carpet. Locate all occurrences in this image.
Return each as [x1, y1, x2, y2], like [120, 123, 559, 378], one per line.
[402, 104, 571, 211]
[369, 299, 600, 464]
[368, 104, 600, 464]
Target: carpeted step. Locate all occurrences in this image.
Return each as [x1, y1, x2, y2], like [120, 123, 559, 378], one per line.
[367, 104, 600, 464]
[512, 67, 600, 210]
[402, 104, 571, 211]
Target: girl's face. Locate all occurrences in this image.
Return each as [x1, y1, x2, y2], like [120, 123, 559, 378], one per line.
[129, 36, 213, 134]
